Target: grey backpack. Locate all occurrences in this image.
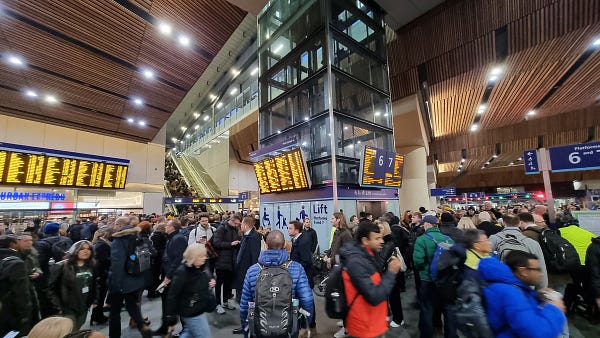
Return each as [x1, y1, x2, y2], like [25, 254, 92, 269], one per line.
[495, 234, 530, 262]
[252, 262, 294, 337]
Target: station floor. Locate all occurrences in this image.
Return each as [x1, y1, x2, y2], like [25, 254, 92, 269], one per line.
[83, 276, 599, 338]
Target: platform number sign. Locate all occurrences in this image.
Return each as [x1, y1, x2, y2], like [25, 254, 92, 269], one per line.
[549, 141, 600, 172]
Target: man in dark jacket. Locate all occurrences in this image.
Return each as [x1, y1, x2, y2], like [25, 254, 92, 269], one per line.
[439, 212, 464, 243]
[303, 217, 318, 255]
[108, 216, 150, 338]
[340, 221, 401, 338]
[0, 235, 33, 337]
[289, 220, 317, 338]
[239, 230, 314, 338]
[212, 214, 242, 314]
[232, 216, 262, 334]
[154, 218, 188, 335]
[586, 237, 600, 312]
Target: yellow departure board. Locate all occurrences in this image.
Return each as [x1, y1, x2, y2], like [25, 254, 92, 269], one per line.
[0, 149, 129, 189]
[360, 145, 404, 188]
[253, 148, 311, 194]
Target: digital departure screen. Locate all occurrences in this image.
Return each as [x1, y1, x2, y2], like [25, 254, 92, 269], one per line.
[359, 145, 404, 188]
[253, 148, 310, 194]
[0, 149, 128, 189]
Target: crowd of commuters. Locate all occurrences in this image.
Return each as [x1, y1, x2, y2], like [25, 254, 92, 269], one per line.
[0, 199, 598, 338]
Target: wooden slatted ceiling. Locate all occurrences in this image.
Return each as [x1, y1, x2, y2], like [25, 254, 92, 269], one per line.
[541, 46, 600, 115]
[0, 0, 247, 142]
[3, 1, 146, 64]
[482, 26, 597, 129]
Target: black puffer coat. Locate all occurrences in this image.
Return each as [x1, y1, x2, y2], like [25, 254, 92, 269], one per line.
[211, 222, 241, 271]
[166, 264, 215, 318]
[0, 249, 32, 337]
[586, 237, 600, 299]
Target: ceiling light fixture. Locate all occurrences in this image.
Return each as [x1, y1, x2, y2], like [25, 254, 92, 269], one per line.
[193, 112, 200, 118]
[490, 66, 503, 76]
[477, 104, 487, 114]
[127, 118, 134, 123]
[273, 44, 284, 54]
[302, 141, 308, 146]
[230, 68, 240, 76]
[194, 124, 200, 130]
[344, 126, 348, 130]
[138, 120, 146, 126]
[209, 94, 217, 101]
[158, 22, 173, 35]
[470, 123, 479, 132]
[492, 154, 498, 158]
[142, 69, 155, 79]
[461, 158, 466, 163]
[485, 161, 490, 165]
[230, 88, 238, 95]
[203, 115, 210, 121]
[488, 75, 499, 83]
[24, 90, 38, 98]
[527, 110, 536, 116]
[304, 116, 309, 121]
[185, 134, 190, 139]
[132, 97, 144, 106]
[7, 55, 24, 66]
[374, 111, 381, 116]
[251, 67, 259, 76]
[178, 35, 191, 47]
[216, 102, 223, 109]
[592, 38, 600, 47]
[180, 126, 187, 131]
[277, 130, 281, 134]
[44, 95, 58, 104]
[171, 137, 177, 142]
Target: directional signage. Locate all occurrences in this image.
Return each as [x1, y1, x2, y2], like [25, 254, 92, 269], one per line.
[549, 141, 600, 173]
[523, 149, 540, 175]
[164, 197, 241, 204]
[238, 191, 249, 201]
[430, 187, 456, 197]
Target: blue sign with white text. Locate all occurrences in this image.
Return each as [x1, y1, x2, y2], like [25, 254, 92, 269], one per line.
[549, 141, 600, 172]
[430, 187, 456, 197]
[524, 149, 540, 174]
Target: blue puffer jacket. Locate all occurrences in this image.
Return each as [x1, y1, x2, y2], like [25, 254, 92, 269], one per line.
[239, 249, 314, 330]
[478, 257, 565, 338]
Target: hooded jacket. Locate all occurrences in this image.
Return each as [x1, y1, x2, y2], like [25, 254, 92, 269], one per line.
[586, 237, 600, 299]
[239, 249, 314, 329]
[212, 221, 241, 271]
[478, 257, 565, 338]
[340, 242, 397, 337]
[109, 226, 145, 293]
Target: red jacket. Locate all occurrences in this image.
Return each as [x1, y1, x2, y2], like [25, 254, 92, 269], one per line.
[341, 243, 396, 337]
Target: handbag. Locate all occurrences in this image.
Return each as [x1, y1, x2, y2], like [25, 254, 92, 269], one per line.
[205, 239, 219, 259]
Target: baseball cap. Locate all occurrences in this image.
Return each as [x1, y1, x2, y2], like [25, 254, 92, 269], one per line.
[419, 214, 438, 225]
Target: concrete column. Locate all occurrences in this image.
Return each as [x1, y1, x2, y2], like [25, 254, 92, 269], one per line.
[143, 192, 164, 215]
[398, 146, 431, 213]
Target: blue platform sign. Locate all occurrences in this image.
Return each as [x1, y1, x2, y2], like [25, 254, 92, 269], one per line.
[524, 149, 540, 175]
[430, 187, 456, 197]
[238, 192, 249, 201]
[549, 141, 600, 172]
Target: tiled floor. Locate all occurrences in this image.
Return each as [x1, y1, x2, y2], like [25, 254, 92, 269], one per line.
[83, 276, 599, 338]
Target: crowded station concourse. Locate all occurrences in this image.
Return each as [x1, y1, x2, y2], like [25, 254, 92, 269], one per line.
[1, 0, 600, 338]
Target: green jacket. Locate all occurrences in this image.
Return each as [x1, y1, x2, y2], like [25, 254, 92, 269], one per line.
[412, 227, 454, 282]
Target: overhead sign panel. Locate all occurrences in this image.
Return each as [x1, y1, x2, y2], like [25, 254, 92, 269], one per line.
[253, 148, 311, 194]
[524, 149, 540, 175]
[359, 145, 404, 189]
[0, 149, 128, 189]
[549, 141, 600, 172]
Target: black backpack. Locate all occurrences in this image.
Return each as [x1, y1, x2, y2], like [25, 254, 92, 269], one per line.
[434, 245, 466, 304]
[46, 236, 72, 262]
[324, 264, 358, 321]
[80, 222, 93, 241]
[68, 223, 83, 242]
[251, 262, 295, 337]
[126, 235, 152, 275]
[533, 228, 580, 273]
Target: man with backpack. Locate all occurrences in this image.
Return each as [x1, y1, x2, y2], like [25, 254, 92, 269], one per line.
[239, 230, 314, 338]
[490, 214, 548, 288]
[33, 222, 72, 318]
[413, 214, 457, 338]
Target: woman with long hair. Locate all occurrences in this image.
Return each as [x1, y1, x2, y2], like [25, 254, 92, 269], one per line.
[165, 243, 216, 338]
[47, 240, 97, 330]
[325, 212, 352, 269]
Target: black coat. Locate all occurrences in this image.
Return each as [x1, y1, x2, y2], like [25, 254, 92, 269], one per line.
[212, 222, 241, 271]
[166, 264, 215, 318]
[234, 229, 261, 289]
[33, 235, 73, 278]
[586, 237, 600, 299]
[439, 222, 465, 243]
[109, 227, 145, 293]
[47, 261, 97, 316]
[162, 230, 187, 279]
[304, 227, 319, 254]
[476, 221, 503, 238]
[291, 232, 314, 276]
[0, 249, 32, 337]
[93, 238, 111, 279]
